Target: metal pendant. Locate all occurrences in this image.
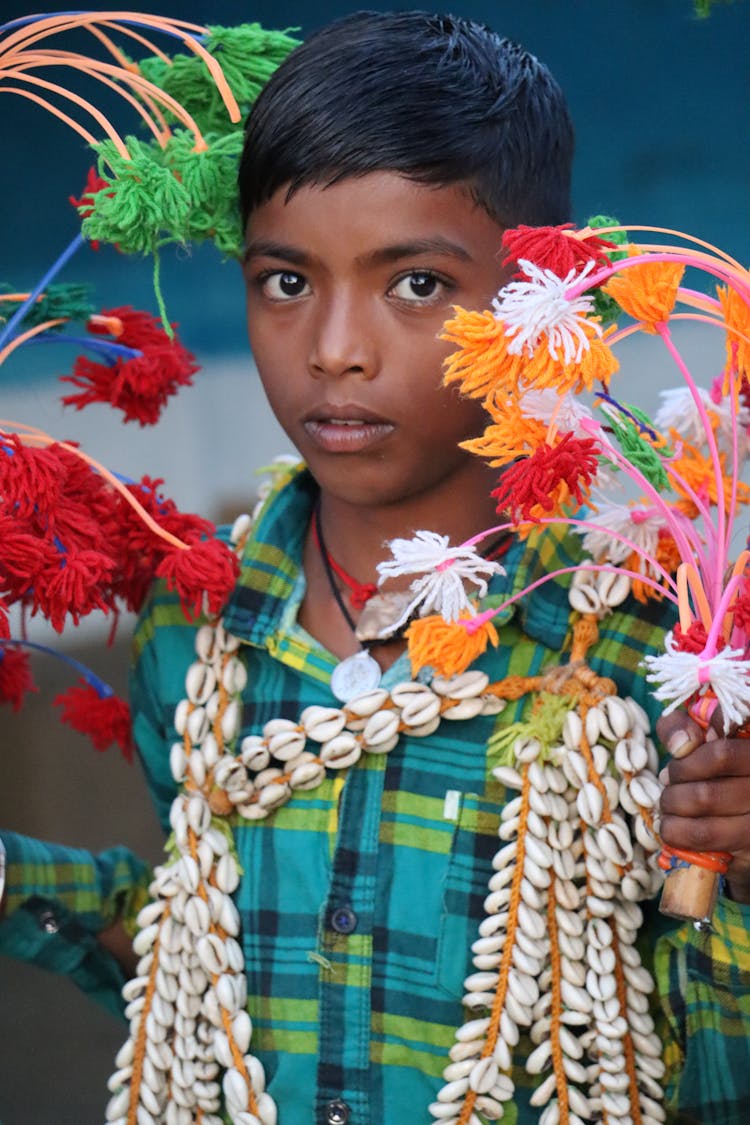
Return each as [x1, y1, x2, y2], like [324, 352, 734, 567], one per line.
[355, 590, 414, 642]
[330, 649, 382, 703]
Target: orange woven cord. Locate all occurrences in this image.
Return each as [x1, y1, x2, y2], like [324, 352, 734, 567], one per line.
[126, 918, 164, 1125]
[207, 654, 238, 815]
[546, 878, 570, 1125]
[485, 674, 545, 701]
[455, 766, 532, 1125]
[609, 927, 645, 1125]
[569, 614, 599, 663]
[657, 845, 731, 874]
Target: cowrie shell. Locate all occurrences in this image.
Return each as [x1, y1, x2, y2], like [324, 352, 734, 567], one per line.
[527, 761, 549, 793]
[196, 933, 228, 976]
[213, 757, 248, 792]
[437, 1076, 471, 1102]
[520, 874, 547, 906]
[596, 570, 631, 608]
[195, 624, 220, 664]
[289, 760, 327, 790]
[614, 735, 649, 775]
[186, 706, 210, 746]
[432, 670, 488, 698]
[222, 1067, 250, 1113]
[526, 1038, 552, 1075]
[557, 929, 584, 962]
[514, 736, 541, 763]
[186, 663, 216, 707]
[492, 765, 524, 791]
[362, 710, 400, 746]
[215, 853, 240, 894]
[442, 697, 484, 721]
[133, 923, 160, 958]
[529, 1070, 558, 1107]
[629, 773, 662, 809]
[239, 736, 270, 772]
[257, 781, 291, 809]
[170, 742, 188, 783]
[563, 710, 583, 750]
[517, 901, 546, 941]
[442, 1058, 474, 1082]
[561, 956, 586, 988]
[268, 730, 307, 761]
[218, 698, 240, 743]
[300, 706, 346, 742]
[214, 622, 241, 654]
[560, 978, 593, 1013]
[569, 583, 602, 615]
[222, 656, 248, 695]
[576, 782, 604, 827]
[469, 1057, 498, 1094]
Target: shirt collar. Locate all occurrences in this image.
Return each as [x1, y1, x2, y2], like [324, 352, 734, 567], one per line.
[222, 463, 576, 652]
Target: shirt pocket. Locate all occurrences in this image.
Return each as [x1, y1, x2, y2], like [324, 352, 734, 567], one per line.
[434, 790, 503, 1000]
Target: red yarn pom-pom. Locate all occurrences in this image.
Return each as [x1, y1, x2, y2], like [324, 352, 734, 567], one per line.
[60, 306, 199, 426]
[501, 224, 615, 280]
[54, 680, 133, 761]
[0, 647, 38, 712]
[156, 538, 240, 621]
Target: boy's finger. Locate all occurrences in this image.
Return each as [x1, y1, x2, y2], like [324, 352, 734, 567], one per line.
[659, 811, 750, 856]
[655, 708, 706, 759]
[660, 774, 750, 818]
[661, 738, 750, 785]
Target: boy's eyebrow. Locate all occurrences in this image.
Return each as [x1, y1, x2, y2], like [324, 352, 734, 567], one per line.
[360, 238, 473, 266]
[243, 239, 310, 266]
[243, 236, 473, 267]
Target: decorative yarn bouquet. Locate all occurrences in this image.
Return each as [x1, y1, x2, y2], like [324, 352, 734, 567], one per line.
[0, 12, 297, 754]
[353, 221, 750, 1124]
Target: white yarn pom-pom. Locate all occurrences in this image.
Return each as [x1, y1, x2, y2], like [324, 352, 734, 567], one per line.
[492, 259, 600, 364]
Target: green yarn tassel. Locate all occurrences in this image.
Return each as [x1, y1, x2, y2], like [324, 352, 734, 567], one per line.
[605, 405, 671, 490]
[586, 214, 630, 326]
[139, 24, 300, 137]
[1, 282, 94, 331]
[488, 692, 572, 765]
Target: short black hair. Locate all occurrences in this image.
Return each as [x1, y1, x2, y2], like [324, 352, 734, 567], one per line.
[239, 10, 574, 230]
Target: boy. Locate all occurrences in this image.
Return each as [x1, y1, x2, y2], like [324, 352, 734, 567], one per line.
[3, 10, 750, 1125]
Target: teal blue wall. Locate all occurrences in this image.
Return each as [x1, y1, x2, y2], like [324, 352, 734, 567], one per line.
[2, 0, 748, 368]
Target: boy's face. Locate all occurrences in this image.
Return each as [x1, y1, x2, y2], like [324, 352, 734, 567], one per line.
[243, 172, 509, 511]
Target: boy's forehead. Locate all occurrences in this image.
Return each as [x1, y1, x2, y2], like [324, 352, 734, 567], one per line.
[244, 172, 506, 255]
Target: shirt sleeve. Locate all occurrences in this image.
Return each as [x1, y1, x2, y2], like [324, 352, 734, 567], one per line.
[0, 829, 152, 1016]
[655, 893, 750, 1122]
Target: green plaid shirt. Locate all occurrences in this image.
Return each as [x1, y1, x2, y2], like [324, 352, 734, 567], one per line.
[3, 464, 750, 1123]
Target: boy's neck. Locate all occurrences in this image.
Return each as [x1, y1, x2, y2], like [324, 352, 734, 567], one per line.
[312, 464, 502, 587]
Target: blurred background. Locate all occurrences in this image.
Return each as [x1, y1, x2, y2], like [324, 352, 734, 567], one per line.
[1, 0, 748, 1120]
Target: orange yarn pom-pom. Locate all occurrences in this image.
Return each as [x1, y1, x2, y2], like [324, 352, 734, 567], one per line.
[604, 258, 684, 331]
[406, 613, 499, 678]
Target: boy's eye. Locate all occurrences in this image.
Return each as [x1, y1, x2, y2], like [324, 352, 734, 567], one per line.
[389, 270, 445, 302]
[261, 271, 309, 299]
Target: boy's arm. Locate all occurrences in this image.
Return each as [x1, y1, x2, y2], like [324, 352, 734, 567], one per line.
[655, 709, 750, 1119]
[0, 829, 151, 1015]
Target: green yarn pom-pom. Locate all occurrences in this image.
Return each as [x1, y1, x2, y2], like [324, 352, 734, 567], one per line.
[139, 24, 300, 137]
[586, 214, 630, 326]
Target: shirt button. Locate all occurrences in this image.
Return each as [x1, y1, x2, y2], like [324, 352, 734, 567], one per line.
[330, 906, 357, 934]
[325, 1100, 351, 1125]
[38, 910, 59, 934]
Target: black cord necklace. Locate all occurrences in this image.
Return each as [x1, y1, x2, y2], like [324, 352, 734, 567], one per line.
[313, 501, 383, 703]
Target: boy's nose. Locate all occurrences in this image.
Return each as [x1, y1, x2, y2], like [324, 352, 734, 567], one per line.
[308, 294, 377, 380]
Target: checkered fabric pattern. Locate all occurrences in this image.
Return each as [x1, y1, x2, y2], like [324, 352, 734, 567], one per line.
[2, 463, 750, 1122]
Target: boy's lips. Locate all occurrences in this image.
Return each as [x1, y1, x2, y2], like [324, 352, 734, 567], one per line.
[302, 405, 395, 453]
